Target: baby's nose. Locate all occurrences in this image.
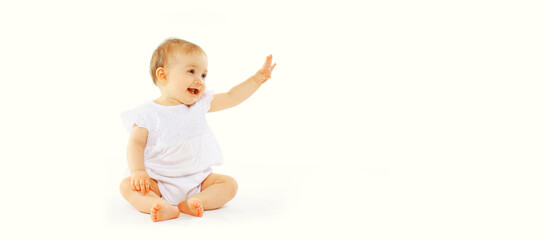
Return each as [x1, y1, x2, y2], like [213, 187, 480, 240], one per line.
[194, 79, 204, 86]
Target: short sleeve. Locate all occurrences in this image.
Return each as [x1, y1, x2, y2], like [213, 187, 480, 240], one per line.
[120, 104, 152, 132]
[197, 90, 214, 112]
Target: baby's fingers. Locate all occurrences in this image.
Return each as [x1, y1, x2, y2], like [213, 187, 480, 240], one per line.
[130, 179, 136, 191]
[132, 178, 142, 191]
[139, 179, 146, 195]
[145, 180, 151, 195]
[261, 55, 272, 68]
[132, 178, 140, 191]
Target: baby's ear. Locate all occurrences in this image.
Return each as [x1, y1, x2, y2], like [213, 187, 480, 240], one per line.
[156, 67, 168, 85]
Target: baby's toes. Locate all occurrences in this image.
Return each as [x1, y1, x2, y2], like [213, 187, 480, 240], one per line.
[189, 198, 204, 217]
[150, 203, 160, 222]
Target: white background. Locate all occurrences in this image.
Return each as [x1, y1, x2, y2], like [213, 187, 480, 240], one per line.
[1, 0, 544, 239]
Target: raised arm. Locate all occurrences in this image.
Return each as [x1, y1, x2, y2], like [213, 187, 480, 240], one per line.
[209, 55, 276, 112]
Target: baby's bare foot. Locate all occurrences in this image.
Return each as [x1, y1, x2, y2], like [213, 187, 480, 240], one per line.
[150, 202, 180, 222]
[178, 198, 204, 217]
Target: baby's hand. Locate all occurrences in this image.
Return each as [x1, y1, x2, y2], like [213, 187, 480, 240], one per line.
[253, 54, 276, 85]
[130, 170, 152, 195]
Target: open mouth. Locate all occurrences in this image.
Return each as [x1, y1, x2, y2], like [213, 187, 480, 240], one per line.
[187, 87, 200, 96]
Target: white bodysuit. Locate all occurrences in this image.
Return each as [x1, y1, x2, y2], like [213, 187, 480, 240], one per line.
[121, 90, 223, 205]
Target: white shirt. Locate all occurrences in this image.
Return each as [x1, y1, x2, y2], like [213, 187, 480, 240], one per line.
[121, 90, 223, 178]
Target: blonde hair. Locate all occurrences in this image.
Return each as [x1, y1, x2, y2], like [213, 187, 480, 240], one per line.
[149, 38, 206, 85]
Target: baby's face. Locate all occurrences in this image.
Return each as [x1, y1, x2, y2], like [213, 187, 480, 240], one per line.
[163, 52, 208, 105]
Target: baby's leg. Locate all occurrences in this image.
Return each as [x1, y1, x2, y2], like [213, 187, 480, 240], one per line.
[119, 177, 179, 222]
[178, 173, 238, 216]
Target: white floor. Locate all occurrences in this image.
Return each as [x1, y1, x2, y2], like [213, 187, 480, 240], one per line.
[101, 163, 544, 239]
[3, 158, 542, 239]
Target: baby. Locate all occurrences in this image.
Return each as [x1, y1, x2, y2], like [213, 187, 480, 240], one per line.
[119, 38, 276, 222]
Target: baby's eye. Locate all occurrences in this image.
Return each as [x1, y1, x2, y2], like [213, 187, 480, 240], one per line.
[202, 74, 207, 79]
[188, 69, 195, 74]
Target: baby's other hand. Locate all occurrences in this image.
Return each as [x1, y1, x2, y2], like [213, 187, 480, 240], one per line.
[253, 54, 276, 85]
[130, 170, 152, 195]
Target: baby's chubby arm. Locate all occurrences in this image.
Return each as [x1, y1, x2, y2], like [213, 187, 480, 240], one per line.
[209, 55, 276, 112]
[126, 124, 152, 195]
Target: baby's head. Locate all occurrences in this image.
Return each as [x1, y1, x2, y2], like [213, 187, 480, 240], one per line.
[150, 38, 208, 105]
